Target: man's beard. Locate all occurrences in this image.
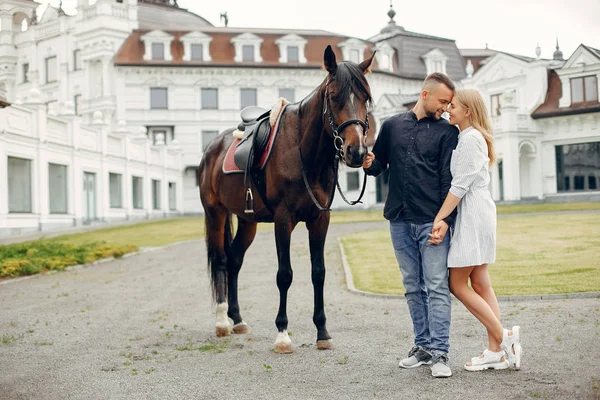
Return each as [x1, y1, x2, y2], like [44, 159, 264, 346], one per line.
[425, 109, 440, 120]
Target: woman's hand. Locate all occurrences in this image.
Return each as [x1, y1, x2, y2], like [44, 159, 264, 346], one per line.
[428, 219, 449, 245]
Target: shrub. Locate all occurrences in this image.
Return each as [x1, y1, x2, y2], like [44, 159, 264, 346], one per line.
[0, 241, 138, 278]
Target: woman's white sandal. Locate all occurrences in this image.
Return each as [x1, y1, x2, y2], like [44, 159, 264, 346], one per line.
[464, 349, 510, 371]
[501, 325, 522, 370]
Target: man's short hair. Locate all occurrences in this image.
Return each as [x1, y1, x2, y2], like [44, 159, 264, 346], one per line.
[423, 73, 455, 92]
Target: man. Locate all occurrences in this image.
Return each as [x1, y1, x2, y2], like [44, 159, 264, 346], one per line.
[363, 73, 458, 378]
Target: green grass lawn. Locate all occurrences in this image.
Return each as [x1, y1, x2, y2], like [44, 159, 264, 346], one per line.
[26, 202, 600, 248]
[340, 213, 600, 296]
[2, 203, 599, 284]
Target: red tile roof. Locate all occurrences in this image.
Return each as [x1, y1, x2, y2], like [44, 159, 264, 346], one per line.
[115, 30, 387, 71]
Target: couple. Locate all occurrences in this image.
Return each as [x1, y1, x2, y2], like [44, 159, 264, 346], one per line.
[362, 73, 522, 378]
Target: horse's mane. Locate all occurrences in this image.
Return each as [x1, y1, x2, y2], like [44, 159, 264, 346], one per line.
[331, 62, 373, 104]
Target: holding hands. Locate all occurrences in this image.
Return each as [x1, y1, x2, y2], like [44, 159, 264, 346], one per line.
[428, 219, 448, 245]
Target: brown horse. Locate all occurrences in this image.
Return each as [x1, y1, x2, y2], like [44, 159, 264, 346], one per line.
[198, 45, 374, 353]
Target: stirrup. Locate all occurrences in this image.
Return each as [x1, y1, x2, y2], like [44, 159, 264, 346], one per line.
[244, 188, 254, 214]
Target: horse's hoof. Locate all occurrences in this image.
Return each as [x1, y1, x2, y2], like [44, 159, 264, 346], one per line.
[233, 322, 249, 334]
[316, 339, 333, 350]
[216, 326, 232, 337]
[274, 342, 294, 354]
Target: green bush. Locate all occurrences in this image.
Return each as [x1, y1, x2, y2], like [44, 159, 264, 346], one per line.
[0, 241, 138, 278]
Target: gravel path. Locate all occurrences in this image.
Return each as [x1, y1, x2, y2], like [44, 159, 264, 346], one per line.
[1, 221, 599, 400]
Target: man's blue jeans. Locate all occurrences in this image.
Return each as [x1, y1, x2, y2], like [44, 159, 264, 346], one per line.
[390, 217, 451, 356]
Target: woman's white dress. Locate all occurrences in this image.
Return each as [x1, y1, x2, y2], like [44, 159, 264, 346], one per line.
[447, 126, 496, 268]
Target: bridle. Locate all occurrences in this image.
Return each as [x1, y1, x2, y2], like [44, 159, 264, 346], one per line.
[295, 79, 370, 211]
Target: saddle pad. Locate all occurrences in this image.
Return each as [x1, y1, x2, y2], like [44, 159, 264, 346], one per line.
[222, 104, 287, 174]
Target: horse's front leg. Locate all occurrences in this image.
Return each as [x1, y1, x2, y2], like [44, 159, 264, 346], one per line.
[306, 213, 333, 350]
[273, 213, 297, 354]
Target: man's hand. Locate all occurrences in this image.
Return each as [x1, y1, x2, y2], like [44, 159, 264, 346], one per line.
[362, 151, 375, 169]
[427, 220, 449, 245]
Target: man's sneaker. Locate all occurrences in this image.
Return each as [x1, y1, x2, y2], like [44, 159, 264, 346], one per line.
[399, 346, 433, 369]
[430, 354, 452, 378]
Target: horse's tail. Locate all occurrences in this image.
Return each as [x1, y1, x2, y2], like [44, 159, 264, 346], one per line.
[205, 211, 233, 303]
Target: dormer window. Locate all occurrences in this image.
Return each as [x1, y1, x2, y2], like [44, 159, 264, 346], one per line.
[338, 38, 367, 64]
[242, 45, 254, 62]
[141, 30, 174, 62]
[373, 42, 394, 72]
[422, 48, 448, 75]
[152, 43, 164, 60]
[231, 33, 263, 63]
[191, 44, 203, 60]
[570, 76, 598, 105]
[275, 34, 307, 64]
[181, 31, 213, 62]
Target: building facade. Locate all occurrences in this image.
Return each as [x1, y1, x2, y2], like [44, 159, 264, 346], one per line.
[1, 0, 596, 236]
[461, 44, 600, 202]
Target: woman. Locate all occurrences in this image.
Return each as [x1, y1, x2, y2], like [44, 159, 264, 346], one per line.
[429, 89, 522, 371]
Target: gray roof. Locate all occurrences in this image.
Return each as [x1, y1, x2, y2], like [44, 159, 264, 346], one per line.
[138, 3, 213, 30]
[191, 27, 343, 36]
[384, 34, 467, 81]
[381, 93, 419, 107]
[460, 48, 538, 63]
[581, 44, 600, 60]
[366, 22, 466, 81]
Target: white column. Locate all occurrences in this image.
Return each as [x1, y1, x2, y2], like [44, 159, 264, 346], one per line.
[101, 57, 111, 97]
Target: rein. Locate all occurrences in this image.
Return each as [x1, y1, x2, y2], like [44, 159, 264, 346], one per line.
[295, 87, 370, 212]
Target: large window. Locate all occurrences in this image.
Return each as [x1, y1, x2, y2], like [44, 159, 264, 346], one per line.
[8, 157, 32, 213]
[349, 49, 360, 64]
[571, 76, 598, 104]
[168, 182, 177, 211]
[132, 176, 144, 209]
[278, 88, 295, 103]
[191, 43, 203, 61]
[150, 88, 168, 109]
[152, 179, 161, 210]
[151, 43, 165, 60]
[555, 141, 600, 192]
[201, 88, 218, 109]
[109, 173, 123, 208]
[45, 56, 57, 83]
[240, 88, 257, 109]
[49, 163, 68, 214]
[203, 130, 219, 150]
[242, 45, 254, 62]
[490, 94, 502, 117]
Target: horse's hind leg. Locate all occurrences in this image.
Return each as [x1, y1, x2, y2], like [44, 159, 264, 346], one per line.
[205, 206, 233, 337]
[226, 218, 258, 334]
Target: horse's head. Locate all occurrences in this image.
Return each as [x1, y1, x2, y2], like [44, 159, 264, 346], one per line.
[323, 45, 374, 168]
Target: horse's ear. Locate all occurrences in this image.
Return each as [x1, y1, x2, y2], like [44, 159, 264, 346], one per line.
[359, 51, 375, 74]
[324, 45, 337, 74]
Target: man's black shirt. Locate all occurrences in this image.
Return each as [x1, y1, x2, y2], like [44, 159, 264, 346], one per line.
[364, 110, 458, 226]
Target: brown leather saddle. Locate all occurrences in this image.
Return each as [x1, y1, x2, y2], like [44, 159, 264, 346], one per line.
[233, 106, 272, 171]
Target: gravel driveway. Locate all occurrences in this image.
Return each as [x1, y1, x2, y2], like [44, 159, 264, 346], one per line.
[1, 221, 599, 400]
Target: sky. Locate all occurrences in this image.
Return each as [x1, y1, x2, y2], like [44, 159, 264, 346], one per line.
[44, 0, 600, 60]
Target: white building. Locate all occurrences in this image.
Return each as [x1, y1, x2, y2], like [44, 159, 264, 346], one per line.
[0, 0, 183, 237]
[461, 43, 600, 202]
[3, 0, 594, 236]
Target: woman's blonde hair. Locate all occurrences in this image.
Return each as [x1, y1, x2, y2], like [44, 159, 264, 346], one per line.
[453, 89, 496, 165]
